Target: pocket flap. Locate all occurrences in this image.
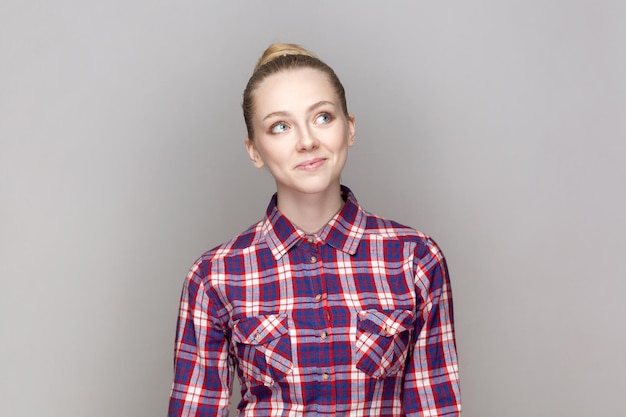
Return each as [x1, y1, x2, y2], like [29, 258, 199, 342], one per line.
[233, 313, 289, 345]
[357, 309, 414, 337]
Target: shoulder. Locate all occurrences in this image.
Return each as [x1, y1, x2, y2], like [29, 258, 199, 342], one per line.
[361, 210, 443, 258]
[362, 209, 429, 241]
[360, 211, 449, 293]
[189, 219, 266, 276]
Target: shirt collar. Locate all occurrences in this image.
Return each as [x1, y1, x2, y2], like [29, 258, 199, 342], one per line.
[262, 185, 366, 260]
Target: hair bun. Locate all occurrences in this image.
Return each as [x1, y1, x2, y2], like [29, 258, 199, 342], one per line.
[254, 43, 317, 72]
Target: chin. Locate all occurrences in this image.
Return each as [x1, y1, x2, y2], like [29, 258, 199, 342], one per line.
[282, 178, 340, 196]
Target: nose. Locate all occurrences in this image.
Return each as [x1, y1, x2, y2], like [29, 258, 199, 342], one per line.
[297, 126, 319, 151]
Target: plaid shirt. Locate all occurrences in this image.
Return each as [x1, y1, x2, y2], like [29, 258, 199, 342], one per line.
[169, 186, 460, 416]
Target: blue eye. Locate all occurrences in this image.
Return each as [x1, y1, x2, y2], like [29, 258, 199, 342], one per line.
[316, 113, 332, 124]
[270, 122, 289, 134]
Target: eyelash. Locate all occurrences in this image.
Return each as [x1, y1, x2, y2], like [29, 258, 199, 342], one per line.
[268, 112, 334, 134]
[270, 122, 289, 134]
[315, 112, 333, 124]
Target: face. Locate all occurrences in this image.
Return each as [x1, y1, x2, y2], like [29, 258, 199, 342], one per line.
[245, 68, 355, 200]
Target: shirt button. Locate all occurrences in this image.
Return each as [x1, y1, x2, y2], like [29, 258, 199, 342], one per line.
[315, 294, 323, 302]
[320, 330, 328, 340]
[309, 256, 317, 263]
[254, 332, 261, 341]
[307, 237, 315, 244]
[322, 372, 330, 380]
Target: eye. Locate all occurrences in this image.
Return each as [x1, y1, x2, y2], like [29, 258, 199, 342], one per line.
[315, 112, 332, 124]
[270, 122, 289, 134]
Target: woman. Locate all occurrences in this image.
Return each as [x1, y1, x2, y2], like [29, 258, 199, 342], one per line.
[168, 43, 461, 416]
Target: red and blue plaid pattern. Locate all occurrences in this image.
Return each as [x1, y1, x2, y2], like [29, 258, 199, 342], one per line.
[169, 186, 460, 416]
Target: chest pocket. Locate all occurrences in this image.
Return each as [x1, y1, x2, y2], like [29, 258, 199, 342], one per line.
[355, 309, 414, 379]
[232, 313, 293, 386]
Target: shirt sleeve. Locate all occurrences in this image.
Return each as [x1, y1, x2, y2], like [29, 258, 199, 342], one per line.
[168, 262, 233, 417]
[403, 238, 461, 416]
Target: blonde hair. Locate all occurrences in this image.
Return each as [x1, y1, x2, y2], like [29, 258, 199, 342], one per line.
[253, 43, 318, 72]
[243, 43, 348, 139]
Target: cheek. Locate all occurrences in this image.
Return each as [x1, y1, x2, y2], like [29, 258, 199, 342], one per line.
[257, 144, 288, 166]
[332, 130, 352, 151]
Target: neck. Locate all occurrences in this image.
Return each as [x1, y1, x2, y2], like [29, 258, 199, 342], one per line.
[275, 184, 344, 234]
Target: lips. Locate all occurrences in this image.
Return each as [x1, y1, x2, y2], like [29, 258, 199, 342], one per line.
[295, 158, 326, 171]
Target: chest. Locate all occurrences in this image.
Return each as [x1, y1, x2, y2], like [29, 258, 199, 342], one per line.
[219, 238, 418, 324]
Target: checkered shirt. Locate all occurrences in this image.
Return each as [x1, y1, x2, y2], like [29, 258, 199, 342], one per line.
[168, 186, 461, 416]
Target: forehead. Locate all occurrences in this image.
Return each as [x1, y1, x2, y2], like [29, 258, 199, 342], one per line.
[252, 68, 337, 114]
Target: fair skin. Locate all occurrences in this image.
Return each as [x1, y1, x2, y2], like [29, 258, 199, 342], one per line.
[245, 67, 356, 234]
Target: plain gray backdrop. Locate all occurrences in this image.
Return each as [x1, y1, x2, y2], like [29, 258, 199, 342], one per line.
[1, 1, 625, 416]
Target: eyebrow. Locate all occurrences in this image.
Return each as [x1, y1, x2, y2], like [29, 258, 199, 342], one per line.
[262, 100, 336, 121]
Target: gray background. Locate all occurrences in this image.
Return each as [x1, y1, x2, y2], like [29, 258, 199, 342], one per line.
[1, 1, 624, 416]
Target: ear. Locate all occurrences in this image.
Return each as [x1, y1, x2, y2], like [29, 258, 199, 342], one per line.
[347, 114, 356, 147]
[245, 138, 265, 168]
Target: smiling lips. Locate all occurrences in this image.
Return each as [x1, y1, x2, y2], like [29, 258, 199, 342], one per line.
[295, 158, 326, 171]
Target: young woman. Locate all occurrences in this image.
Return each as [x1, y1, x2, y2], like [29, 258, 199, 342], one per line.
[168, 44, 461, 416]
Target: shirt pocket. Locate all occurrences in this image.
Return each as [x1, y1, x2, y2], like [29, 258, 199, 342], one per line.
[232, 313, 293, 386]
[355, 309, 414, 379]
